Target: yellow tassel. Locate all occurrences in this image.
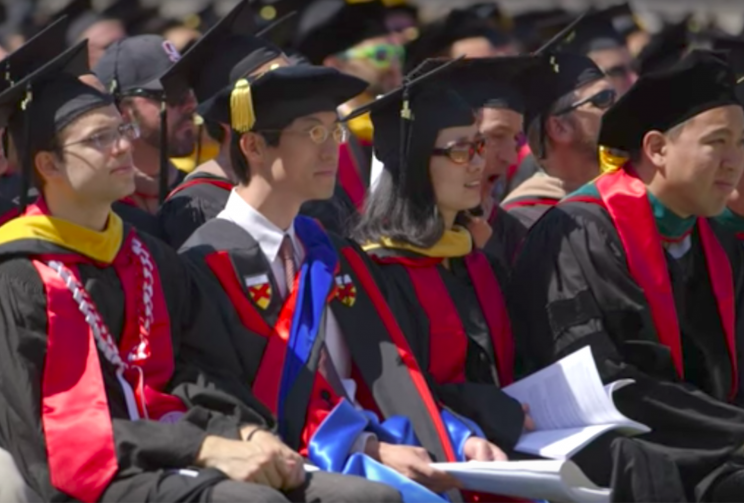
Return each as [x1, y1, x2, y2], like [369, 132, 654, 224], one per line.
[400, 99, 412, 120]
[230, 79, 255, 133]
[193, 114, 204, 126]
[598, 145, 629, 173]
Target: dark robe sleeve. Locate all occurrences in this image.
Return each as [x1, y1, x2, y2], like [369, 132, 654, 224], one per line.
[484, 207, 527, 272]
[300, 184, 359, 236]
[142, 235, 276, 435]
[375, 261, 525, 452]
[157, 193, 222, 249]
[508, 205, 744, 498]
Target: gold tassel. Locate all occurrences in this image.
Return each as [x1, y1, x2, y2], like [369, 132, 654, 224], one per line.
[598, 145, 629, 173]
[230, 79, 255, 133]
[400, 99, 412, 120]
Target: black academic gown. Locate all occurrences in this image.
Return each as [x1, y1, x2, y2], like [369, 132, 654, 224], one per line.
[0, 226, 274, 502]
[179, 219, 464, 500]
[364, 247, 526, 452]
[112, 201, 164, 240]
[509, 201, 744, 501]
[484, 206, 528, 272]
[157, 172, 233, 248]
[504, 199, 559, 230]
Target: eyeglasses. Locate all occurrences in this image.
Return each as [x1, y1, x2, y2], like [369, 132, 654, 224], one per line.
[62, 122, 141, 150]
[343, 43, 405, 70]
[259, 123, 349, 145]
[431, 138, 486, 164]
[554, 88, 617, 115]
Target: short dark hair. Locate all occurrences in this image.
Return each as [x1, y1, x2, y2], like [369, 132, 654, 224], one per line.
[204, 119, 226, 144]
[229, 129, 281, 185]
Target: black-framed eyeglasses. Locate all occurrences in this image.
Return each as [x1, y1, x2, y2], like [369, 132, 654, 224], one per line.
[554, 88, 617, 115]
[431, 137, 486, 165]
[61, 122, 141, 150]
[257, 123, 349, 145]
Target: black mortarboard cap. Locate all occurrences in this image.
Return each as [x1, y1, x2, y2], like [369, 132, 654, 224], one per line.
[64, 0, 139, 46]
[343, 58, 473, 184]
[293, 0, 389, 64]
[599, 50, 740, 152]
[608, 2, 643, 38]
[0, 16, 74, 91]
[160, 0, 286, 104]
[0, 41, 112, 210]
[406, 56, 542, 113]
[542, 6, 626, 56]
[634, 18, 691, 76]
[404, 8, 511, 73]
[198, 65, 368, 133]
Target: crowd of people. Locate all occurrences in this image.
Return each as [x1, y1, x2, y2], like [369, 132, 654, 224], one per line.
[2, 0, 744, 502]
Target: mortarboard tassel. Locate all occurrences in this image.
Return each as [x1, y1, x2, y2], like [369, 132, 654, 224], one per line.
[19, 83, 32, 214]
[230, 79, 256, 133]
[158, 99, 169, 204]
[194, 114, 204, 167]
[598, 145, 629, 174]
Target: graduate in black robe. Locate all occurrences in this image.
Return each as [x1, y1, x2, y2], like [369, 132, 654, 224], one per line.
[353, 55, 687, 502]
[509, 50, 744, 501]
[156, 0, 293, 248]
[179, 62, 510, 502]
[0, 40, 399, 503]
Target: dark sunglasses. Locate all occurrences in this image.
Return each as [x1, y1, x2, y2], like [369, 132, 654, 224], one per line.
[431, 138, 486, 164]
[554, 88, 617, 115]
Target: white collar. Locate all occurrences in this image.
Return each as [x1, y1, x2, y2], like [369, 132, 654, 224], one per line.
[216, 189, 300, 263]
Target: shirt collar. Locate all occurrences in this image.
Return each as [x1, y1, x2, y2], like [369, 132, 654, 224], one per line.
[217, 189, 299, 263]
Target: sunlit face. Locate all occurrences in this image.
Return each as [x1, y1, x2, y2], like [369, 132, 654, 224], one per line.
[479, 107, 523, 198]
[261, 111, 343, 202]
[429, 122, 485, 216]
[660, 105, 744, 217]
[39, 105, 136, 203]
[333, 35, 403, 96]
[125, 89, 197, 157]
[588, 46, 638, 97]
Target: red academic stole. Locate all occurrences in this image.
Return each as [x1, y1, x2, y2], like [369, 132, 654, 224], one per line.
[165, 177, 234, 201]
[375, 252, 515, 387]
[34, 232, 186, 502]
[593, 168, 738, 400]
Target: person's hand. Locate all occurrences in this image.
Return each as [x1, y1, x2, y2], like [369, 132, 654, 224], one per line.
[196, 434, 304, 490]
[241, 427, 305, 488]
[462, 436, 508, 462]
[522, 404, 536, 432]
[368, 438, 462, 493]
[466, 214, 494, 249]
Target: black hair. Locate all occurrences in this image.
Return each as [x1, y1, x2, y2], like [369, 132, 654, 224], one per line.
[229, 129, 281, 185]
[353, 162, 445, 249]
[204, 119, 226, 144]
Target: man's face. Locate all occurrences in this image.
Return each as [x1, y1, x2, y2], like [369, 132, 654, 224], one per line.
[43, 105, 136, 203]
[588, 46, 637, 97]
[82, 20, 126, 68]
[663, 105, 744, 217]
[263, 111, 342, 203]
[127, 90, 197, 157]
[478, 107, 522, 198]
[561, 78, 615, 162]
[333, 35, 403, 96]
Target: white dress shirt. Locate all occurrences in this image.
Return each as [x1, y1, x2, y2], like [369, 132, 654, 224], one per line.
[217, 190, 372, 451]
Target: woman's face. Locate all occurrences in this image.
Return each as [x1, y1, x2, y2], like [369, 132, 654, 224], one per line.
[428, 122, 485, 218]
